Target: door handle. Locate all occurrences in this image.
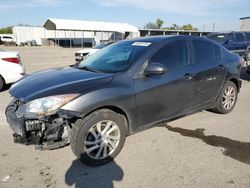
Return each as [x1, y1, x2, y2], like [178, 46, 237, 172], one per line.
[217, 64, 225, 70]
[183, 73, 193, 80]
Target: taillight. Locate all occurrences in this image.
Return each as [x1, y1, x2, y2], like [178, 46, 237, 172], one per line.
[1, 57, 20, 64]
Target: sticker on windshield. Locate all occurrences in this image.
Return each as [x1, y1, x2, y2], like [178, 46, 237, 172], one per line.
[132, 42, 151, 47]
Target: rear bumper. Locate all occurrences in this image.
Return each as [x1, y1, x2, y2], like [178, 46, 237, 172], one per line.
[1, 66, 25, 84]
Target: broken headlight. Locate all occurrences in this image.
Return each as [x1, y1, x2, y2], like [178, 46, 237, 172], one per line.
[17, 94, 79, 117]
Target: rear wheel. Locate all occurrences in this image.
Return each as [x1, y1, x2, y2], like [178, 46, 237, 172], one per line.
[212, 81, 238, 114]
[0, 76, 5, 91]
[70, 109, 127, 166]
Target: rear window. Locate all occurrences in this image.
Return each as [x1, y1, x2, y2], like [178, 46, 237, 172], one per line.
[207, 34, 225, 43]
[192, 40, 214, 63]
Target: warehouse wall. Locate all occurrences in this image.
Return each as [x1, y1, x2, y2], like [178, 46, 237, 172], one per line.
[12, 26, 137, 47]
[240, 18, 250, 31]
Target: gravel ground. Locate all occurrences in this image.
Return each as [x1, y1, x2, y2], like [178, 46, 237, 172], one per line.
[0, 46, 250, 188]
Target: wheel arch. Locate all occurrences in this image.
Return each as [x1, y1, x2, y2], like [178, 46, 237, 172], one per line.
[0, 74, 5, 82]
[229, 78, 240, 92]
[0, 74, 6, 90]
[81, 105, 131, 135]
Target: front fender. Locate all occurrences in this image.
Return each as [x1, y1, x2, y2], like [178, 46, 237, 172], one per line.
[61, 83, 137, 133]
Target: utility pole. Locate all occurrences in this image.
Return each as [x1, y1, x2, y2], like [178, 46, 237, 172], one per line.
[213, 22, 215, 32]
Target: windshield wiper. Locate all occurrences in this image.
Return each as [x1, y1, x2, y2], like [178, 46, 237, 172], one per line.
[78, 66, 102, 73]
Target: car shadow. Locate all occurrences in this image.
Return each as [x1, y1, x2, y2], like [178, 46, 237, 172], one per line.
[240, 66, 250, 81]
[162, 124, 250, 165]
[65, 159, 124, 188]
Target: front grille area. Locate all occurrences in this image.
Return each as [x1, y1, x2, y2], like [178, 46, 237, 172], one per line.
[6, 99, 69, 149]
[25, 120, 44, 132]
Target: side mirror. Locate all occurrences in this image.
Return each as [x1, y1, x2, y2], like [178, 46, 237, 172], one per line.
[144, 63, 166, 76]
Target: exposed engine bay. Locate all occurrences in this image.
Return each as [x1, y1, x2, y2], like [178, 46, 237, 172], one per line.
[5, 98, 74, 150]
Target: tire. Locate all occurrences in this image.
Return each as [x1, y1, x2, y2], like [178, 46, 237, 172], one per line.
[212, 81, 238, 114]
[246, 47, 250, 73]
[0, 76, 4, 91]
[246, 47, 250, 61]
[247, 65, 250, 74]
[70, 109, 127, 166]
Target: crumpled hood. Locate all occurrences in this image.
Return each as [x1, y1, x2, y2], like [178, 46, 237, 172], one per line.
[9, 66, 114, 102]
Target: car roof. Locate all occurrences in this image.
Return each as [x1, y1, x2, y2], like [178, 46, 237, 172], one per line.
[125, 35, 207, 43]
[207, 31, 250, 36]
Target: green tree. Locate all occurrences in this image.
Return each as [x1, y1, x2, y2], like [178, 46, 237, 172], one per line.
[156, 18, 164, 29]
[168, 23, 181, 30]
[144, 22, 158, 29]
[181, 24, 198, 31]
[0, 26, 13, 34]
[144, 20, 198, 31]
[144, 18, 164, 29]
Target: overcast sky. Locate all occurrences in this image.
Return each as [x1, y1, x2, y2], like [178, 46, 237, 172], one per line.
[0, 0, 249, 31]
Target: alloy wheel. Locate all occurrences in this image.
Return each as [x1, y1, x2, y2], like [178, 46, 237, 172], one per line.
[222, 86, 236, 110]
[84, 120, 120, 160]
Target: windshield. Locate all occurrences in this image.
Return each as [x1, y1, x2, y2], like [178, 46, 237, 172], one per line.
[207, 34, 226, 43]
[93, 43, 107, 49]
[78, 40, 151, 73]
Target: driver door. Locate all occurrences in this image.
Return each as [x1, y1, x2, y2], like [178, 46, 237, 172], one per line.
[134, 40, 195, 127]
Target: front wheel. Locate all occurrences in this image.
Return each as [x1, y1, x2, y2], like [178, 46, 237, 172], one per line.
[212, 81, 238, 114]
[70, 109, 127, 166]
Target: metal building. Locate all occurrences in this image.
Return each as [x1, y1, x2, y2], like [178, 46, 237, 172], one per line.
[13, 18, 140, 47]
[139, 29, 211, 37]
[240, 17, 250, 31]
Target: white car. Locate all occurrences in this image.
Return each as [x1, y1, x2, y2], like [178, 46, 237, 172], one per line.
[75, 41, 114, 62]
[0, 36, 15, 43]
[0, 50, 25, 91]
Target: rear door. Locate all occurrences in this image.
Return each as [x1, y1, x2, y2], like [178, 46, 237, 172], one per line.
[245, 33, 250, 55]
[223, 33, 235, 50]
[232, 32, 247, 55]
[134, 40, 195, 127]
[191, 39, 227, 109]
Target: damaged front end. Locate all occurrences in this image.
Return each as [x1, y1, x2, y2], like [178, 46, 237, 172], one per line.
[5, 96, 79, 150]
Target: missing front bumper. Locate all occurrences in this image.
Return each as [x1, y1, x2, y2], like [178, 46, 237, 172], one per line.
[5, 99, 70, 150]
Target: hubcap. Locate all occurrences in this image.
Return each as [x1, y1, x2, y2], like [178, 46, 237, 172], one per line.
[84, 120, 120, 160]
[222, 86, 236, 110]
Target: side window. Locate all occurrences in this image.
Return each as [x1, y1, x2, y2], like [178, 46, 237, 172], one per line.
[192, 40, 213, 64]
[235, 33, 245, 42]
[150, 40, 188, 69]
[213, 44, 222, 61]
[245, 32, 250, 41]
[225, 33, 234, 42]
[3, 36, 13, 39]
